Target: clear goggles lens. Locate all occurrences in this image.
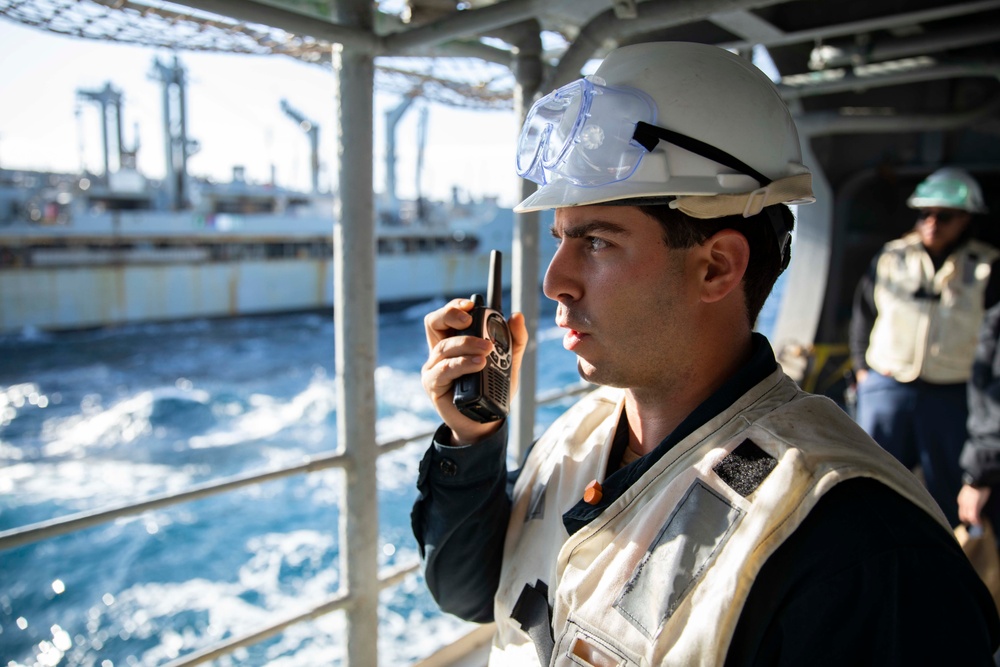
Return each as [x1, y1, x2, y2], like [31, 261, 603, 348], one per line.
[914, 179, 970, 208]
[515, 78, 655, 187]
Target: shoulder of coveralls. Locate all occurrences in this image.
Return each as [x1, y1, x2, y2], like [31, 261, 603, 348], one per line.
[726, 477, 1000, 666]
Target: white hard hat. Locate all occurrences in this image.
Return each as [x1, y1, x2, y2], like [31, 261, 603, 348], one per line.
[514, 42, 815, 218]
[907, 167, 987, 214]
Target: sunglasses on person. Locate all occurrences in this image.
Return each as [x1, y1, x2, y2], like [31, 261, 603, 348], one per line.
[917, 209, 961, 225]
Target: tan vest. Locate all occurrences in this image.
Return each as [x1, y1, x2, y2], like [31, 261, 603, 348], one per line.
[489, 370, 950, 667]
[867, 233, 998, 383]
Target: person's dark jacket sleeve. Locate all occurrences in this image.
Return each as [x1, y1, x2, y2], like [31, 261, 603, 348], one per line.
[985, 258, 1000, 312]
[411, 422, 512, 622]
[849, 255, 880, 373]
[963, 300, 1000, 487]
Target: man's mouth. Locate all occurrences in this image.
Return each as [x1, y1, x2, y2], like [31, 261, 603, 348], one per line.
[562, 328, 588, 351]
[556, 307, 592, 351]
[557, 316, 589, 351]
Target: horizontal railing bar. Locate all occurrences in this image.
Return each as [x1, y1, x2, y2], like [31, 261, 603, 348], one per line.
[0, 382, 593, 552]
[1, 381, 593, 664]
[537, 381, 593, 404]
[377, 558, 422, 590]
[0, 449, 343, 551]
[162, 591, 348, 667]
[162, 559, 421, 667]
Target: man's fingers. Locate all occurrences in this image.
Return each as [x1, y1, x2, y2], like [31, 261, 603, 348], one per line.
[424, 299, 476, 350]
[425, 335, 493, 370]
[424, 356, 484, 398]
[508, 313, 528, 357]
[422, 336, 493, 392]
[506, 312, 528, 396]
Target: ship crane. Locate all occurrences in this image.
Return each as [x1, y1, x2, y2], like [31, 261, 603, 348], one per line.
[280, 99, 320, 194]
[76, 82, 125, 181]
[383, 87, 426, 222]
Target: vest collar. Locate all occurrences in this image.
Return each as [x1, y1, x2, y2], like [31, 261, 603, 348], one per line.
[562, 333, 778, 534]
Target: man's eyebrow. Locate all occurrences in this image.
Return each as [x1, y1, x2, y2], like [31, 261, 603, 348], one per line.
[550, 220, 631, 239]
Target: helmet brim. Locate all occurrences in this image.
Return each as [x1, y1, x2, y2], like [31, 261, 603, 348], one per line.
[514, 176, 751, 213]
[514, 172, 816, 217]
[906, 195, 987, 214]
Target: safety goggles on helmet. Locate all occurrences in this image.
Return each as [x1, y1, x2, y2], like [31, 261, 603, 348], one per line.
[516, 78, 654, 187]
[516, 77, 773, 190]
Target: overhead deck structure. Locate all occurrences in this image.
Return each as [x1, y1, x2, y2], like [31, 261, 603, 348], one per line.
[3, 0, 1000, 664]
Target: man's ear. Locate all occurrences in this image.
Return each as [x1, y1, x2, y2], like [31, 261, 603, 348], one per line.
[698, 228, 749, 304]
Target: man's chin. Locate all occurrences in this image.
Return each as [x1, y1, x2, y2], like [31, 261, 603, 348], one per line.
[576, 358, 596, 383]
[576, 358, 625, 388]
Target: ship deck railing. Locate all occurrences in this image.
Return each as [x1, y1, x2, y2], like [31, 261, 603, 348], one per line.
[0, 380, 594, 667]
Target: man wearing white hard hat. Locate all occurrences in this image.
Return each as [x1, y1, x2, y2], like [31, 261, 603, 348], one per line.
[415, 43, 999, 665]
[851, 167, 1000, 530]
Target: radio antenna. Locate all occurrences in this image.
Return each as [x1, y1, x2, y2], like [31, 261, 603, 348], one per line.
[487, 250, 503, 313]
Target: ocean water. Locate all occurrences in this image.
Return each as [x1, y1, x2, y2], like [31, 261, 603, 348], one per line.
[0, 279, 782, 667]
[0, 299, 584, 667]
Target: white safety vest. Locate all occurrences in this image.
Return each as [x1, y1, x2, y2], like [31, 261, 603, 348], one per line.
[867, 233, 998, 383]
[489, 369, 950, 667]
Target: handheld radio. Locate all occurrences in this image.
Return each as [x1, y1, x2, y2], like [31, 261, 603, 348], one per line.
[453, 250, 512, 423]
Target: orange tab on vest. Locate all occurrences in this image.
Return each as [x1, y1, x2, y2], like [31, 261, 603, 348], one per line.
[583, 480, 603, 505]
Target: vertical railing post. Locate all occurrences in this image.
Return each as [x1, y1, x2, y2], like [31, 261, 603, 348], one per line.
[332, 1, 378, 665]
[509, 46, 543, 464]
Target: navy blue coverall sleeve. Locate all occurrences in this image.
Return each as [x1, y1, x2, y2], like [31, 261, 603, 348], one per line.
[411, 422, 512, 623]
[728, 478, 1000, 666]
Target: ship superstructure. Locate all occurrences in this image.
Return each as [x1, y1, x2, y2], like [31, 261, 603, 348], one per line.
[0, 56, 536, 333]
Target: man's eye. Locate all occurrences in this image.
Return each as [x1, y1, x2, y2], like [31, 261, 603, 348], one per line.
[587, 237, 610, 251]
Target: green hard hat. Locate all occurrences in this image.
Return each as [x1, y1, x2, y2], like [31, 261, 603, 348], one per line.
[907, 167, 987, 214]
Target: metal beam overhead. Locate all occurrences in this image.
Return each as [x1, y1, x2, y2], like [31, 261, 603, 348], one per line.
[779, 61, 1000, 100]
[709, 9, 785, 42]
[174, 0, 379, 51]
[382, 0, 538, 54]
[551, 0, 796, 88]
[811, 22, 1000, 70]
[719, 0, 1000, 52]
[797, 94, 1000, 136]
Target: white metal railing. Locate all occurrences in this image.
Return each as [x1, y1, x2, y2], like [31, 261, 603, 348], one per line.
[0, 381, 592, 666]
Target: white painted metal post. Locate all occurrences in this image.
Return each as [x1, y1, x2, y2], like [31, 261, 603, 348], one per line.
[333, 0, 378, 664]
[509, 51, 543, 465]
[769, 134, 833, 357]
[510, 189, 540, 465]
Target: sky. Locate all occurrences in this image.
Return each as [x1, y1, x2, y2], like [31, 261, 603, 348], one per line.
[0, 17, 521, 205]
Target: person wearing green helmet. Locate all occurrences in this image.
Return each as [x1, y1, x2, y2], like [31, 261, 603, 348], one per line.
[416, 45, 999, 666]
[850, 167, 1000, 531]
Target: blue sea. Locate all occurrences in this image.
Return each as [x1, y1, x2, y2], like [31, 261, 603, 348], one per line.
[0, 298, 585, 666]
[0, 280, 782, 666]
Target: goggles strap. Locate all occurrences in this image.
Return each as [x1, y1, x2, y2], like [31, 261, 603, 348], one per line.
[632, 121, 771, 188]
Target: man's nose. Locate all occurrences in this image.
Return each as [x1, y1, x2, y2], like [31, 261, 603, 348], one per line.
[543, 244, 580, 303]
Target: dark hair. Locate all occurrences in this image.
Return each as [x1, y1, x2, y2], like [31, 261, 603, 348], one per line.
[637, 203, 794, 327]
